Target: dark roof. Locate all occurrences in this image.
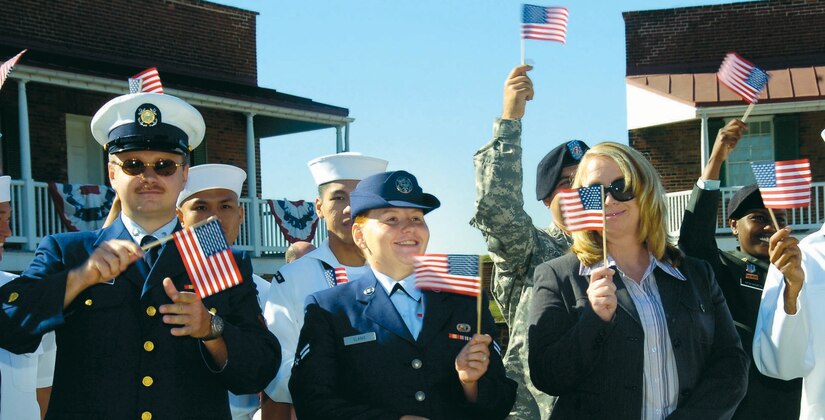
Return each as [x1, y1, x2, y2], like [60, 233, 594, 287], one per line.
[624, 0, 825, 76]
[0, 46, 349, 119]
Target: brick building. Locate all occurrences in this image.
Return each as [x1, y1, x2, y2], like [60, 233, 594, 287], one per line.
[0, 0, 350, 272]
[623, 0, 825, 235]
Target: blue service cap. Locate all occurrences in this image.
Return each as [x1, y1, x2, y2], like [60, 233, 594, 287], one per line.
[350, 170, 441, 218]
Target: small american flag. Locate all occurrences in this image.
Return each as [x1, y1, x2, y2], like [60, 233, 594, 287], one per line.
[560, 185, 604, 232]
[129, 67, 164, 94]
[414, 254, 481, 297]
[334, 267, 349, 284]
[0, 49, 27, 92]
[750, 159, 812, 208]
[172, 219, 242, 298]
[717, 52, 769, 104]
[521, 4, 569, 44]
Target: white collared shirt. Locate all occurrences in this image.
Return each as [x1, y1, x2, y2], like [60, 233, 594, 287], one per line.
[581, 254, 684, 420]
[120, 213, 178, 245]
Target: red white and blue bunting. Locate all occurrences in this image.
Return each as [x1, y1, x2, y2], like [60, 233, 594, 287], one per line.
[267, 199, 319, 244]
[47, 183, 116, 232]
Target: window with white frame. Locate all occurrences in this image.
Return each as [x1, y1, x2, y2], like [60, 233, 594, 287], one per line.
[724, 116, 774, 187]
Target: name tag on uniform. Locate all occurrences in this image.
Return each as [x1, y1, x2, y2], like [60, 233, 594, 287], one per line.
[343, 332, 376, 346]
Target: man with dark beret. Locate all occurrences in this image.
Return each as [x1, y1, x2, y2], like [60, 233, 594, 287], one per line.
[0, 92, 280, 419]
[678, 118, 801, 420]
[470, 64, 588, 419]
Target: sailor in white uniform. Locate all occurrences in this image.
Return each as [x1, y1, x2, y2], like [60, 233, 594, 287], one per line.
[176, 164, 271, 420]
[262, 152, 387, 419]
[0, 175, 57, 420]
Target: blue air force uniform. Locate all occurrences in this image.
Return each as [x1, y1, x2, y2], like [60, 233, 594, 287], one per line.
[289, 272, 516, 419]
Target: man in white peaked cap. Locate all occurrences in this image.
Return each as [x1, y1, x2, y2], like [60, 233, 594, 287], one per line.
[0, 92, 279, 419]
[262, 152, 387, 419]
[176, 163, 269, 420]
[0, 176, 57, 420]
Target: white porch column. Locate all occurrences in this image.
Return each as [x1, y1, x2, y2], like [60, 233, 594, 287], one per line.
[699, 111, 709, 175]
[18, 80, 36, 251]
[343, 123, 350, 152]
[245, 113, 261, 257]
[335, 126, 343, 153]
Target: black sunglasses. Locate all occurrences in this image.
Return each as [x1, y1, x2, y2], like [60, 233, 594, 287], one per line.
[112, 158, 184, 177]
[589, 178, 635, 202]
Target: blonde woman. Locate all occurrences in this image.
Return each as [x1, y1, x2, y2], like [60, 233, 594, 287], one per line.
[527, 142, 748, 419]
[289, 170, 516, 420]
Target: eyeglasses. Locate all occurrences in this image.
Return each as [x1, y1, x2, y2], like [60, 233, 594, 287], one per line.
[111, 158, 184, 177]
[590, 178, 635, 202]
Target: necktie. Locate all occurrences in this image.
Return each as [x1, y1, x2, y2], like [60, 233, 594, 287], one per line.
[141, 235, 159, 268]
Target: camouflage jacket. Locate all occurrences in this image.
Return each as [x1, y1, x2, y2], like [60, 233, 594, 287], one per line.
[470, 118, 572, 324]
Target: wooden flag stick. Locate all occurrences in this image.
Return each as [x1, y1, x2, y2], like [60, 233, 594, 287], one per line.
[741, 103, 756, 123]
[477, 258, 483, 335]
[140, 215, 219, 252]
[768, 208, 781, 232]
[601, 186, 608, 268]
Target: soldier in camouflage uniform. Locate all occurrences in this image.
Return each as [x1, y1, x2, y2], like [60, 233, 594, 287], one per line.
[470, 65, 588, 420]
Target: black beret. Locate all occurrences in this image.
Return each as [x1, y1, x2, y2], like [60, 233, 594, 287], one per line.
[535, 139, 589, 200]
[726, 184, 765, 220]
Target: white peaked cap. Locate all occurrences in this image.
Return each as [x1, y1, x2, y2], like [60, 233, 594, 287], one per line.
[307, 152, 389, 186]
[0, 176, 10, 203]
[91, 92, 205, 154]
[177, 164, 247, 207]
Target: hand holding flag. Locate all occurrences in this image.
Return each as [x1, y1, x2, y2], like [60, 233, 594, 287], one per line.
[0, 49, 27, 92]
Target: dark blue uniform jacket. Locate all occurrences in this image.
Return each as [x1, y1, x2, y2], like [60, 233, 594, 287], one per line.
[0, 218, 280, 419]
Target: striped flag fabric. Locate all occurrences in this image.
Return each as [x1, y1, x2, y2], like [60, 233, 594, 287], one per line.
[521, 4, 569, 44]
[750, 159, 812, 208]
[129, 67, 164, 94]
[334, 267, 349, 284]
[0, 49, 27, 92]
[172, 218, 243, 298]
[559, 185, 604, 232]
[717, 52, 769, 104]
[414, 254, 481, 297]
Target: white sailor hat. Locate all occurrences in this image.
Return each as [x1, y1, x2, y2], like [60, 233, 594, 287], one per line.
[91, 92, 205, 155]
[0, 176, 10, 203]
[177, 164, 247, 207]
[307, 152, 388, 186]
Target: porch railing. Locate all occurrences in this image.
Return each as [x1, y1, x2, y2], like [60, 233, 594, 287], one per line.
[7, 179, 327, 254]
[665, 182, 825, 237]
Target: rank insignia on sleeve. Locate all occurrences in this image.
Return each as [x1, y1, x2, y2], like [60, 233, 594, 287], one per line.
[493, 340, 502, 356]
[274, 272, 285, 284]
[294, 343, 310, 365]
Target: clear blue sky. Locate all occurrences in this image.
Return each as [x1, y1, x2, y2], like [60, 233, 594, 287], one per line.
[214, 0, 744, 254]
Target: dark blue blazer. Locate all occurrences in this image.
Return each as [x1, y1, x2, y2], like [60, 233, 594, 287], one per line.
[528, 253, 749, 420]
[0, 218, 280, 419]
[289, 271, 517, 420]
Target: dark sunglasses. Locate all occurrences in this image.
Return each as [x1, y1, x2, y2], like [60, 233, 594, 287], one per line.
[589, 178, 635, 202]
[112, 158, 184, 177]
